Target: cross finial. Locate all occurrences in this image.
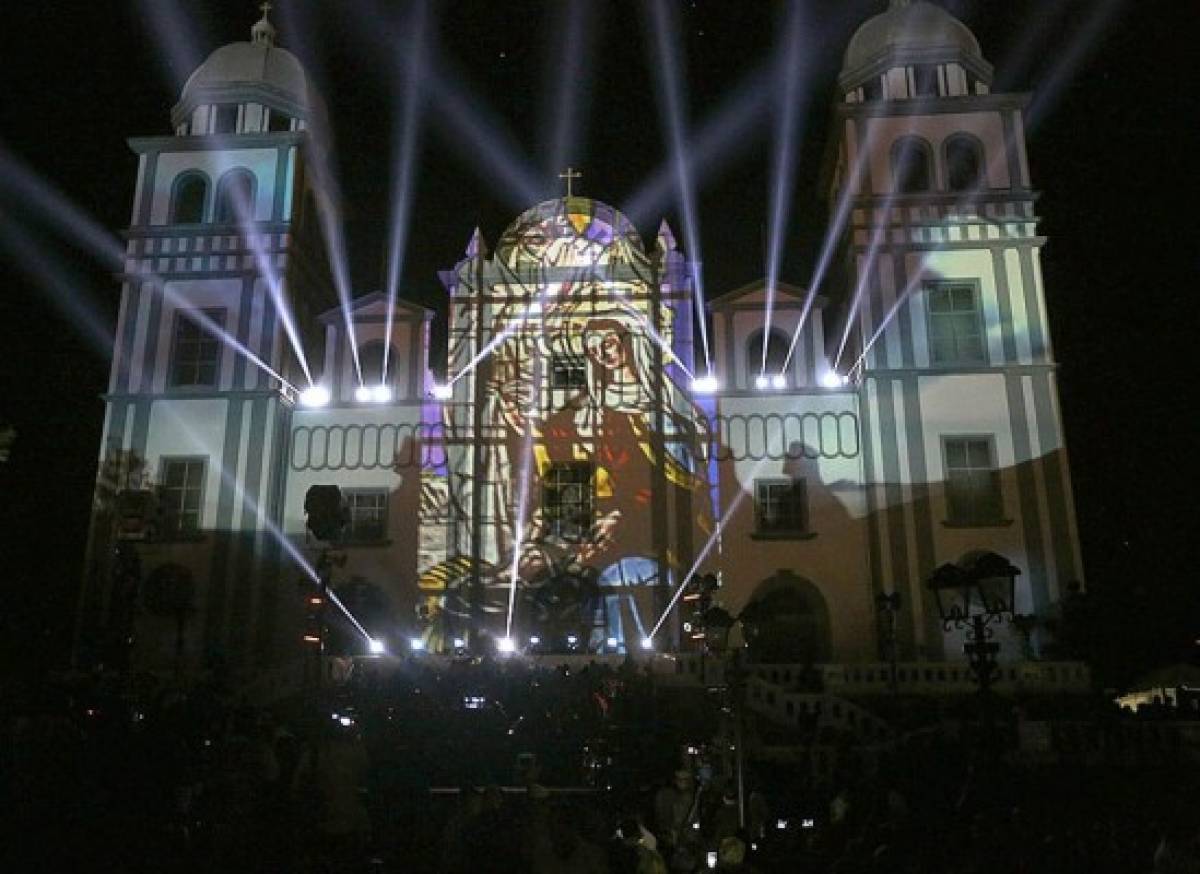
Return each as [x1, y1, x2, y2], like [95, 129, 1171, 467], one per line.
[558, 166, 582, 198]
[252, 1, 276, 45]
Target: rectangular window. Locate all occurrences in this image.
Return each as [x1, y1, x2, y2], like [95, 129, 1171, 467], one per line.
[861, 76, 882, 102]
[943, 437, 1003, 525]
[159, 458, 205, 538]
[214, 104, 238, 134]
[268, 111, 291, 133]
[542, 463, 593, 542]
[913, 64, 940, 97]
[346, 490, 388, 543]
[927, 283, 986, 365]
[754, 478, 808, 535]
[170, 308, 223, 388]
[550, 356, 587, 390]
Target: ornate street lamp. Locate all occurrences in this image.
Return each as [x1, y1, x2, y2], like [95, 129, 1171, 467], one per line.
[926, 552, 1020, 692]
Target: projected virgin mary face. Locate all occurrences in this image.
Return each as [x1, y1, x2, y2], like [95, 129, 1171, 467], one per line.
[589, 324, 629, 371]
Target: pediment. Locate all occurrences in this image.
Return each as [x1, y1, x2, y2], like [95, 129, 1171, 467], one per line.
[709, 278, 820, 310]
[318, 290, 432, 323]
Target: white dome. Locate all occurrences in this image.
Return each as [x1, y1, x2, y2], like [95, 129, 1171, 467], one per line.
[843, 0, 983, 74]
[178, 41, 313, 114]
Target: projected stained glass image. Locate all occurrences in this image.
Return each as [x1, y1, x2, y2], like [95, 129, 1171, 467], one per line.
[420, 197, 714, 652]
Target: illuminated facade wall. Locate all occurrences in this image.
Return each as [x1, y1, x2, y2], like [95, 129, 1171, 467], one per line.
[827, 0, 1084, 660]
[76, 23, 336, 674]
[708, 282, 876, 663]
[81, 2, 1085, 675]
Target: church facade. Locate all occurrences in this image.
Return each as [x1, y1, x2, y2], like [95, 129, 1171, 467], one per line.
[77, 2, 1083, 679]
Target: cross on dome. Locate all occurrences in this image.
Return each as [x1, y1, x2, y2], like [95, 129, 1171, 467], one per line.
[252, 1, 276, 46]
[558, 167, 582, 198]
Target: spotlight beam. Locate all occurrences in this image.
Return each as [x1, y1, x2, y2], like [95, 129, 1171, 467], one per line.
[216, 157, 314, 386]
[1026, 0, 1125, 127]
[383, 0, 431, 383]
[779, 127, 877, 375]
[504, 404, 538, 642]
[780, 109, 929, 380]
[544, 0, 595, 176]
[761, 1, 810, 378]
[992, 0, 1072, 93]
[648, 458, 768, 640]
[135, 0, 206, 89]
[275, 1, 365, 387]
[831, 54, 1103, 385]
[616, 299, 696, 382]
[151, 404, 372, 644]
[623, 65, 773, 226]
[0, 210, 115, 357]
[648, 0, 712, 374]
[833, 223, 887, 372]
[352, 0, 546, 207]
[445, 262, 697, 390]
[846, 252, 935, 375]
[0, 144, 299, 394]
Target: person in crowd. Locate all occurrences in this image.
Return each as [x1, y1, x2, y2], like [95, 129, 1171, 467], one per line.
[615, 816, 669, 874]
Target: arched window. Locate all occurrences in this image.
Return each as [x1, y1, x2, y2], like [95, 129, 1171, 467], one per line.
[169, 172, 208, 224]
[746, 328, 791, 383]
[891, 136, 934, 194]
[945, 134, 985, 193]
[213, 169, 257, 224]
[358, 340, 398, 387]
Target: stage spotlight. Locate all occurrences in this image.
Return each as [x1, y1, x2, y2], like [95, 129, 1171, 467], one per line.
[771, 374, 787, 390]
[691, 374, 720, 394]
[497, 637, 516, 654]
[640, 637, 654, 651]
[408, 638, 424, 652]
[606, 636, 619, 650]
[529, 635, 541, 646]
[354, 385, 374, 403]
[754, 375, 769, 390]
[821, 371, 844, 389]
[299, 385, 331, 408]
[368, 638, 387, 655]
[431, 383, 454, 400]
[370, 385, 393, 403]
[453, 637, 466, 649]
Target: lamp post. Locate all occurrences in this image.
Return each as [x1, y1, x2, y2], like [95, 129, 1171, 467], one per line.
[926, 553, 1020, 694]
[702, 604, 747, 829]
[875, 591, 902, 695]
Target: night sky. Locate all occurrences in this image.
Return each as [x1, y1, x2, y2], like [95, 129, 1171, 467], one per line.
[0, 1, 1195, 676]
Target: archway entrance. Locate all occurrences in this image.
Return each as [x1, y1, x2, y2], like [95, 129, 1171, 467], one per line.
[742, 570, 831, 664]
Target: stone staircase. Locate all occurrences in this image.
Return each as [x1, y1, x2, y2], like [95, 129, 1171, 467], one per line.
[744, 676, 894, 744]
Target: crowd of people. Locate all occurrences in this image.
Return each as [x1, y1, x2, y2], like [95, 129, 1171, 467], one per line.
[2, 656, 1198, 872]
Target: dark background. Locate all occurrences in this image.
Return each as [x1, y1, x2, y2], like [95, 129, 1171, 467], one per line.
[0, 1, 1195, 681]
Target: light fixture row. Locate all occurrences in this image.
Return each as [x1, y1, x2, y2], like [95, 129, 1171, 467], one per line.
[297, 384, 394, 408]
[301, 372, 849, 408]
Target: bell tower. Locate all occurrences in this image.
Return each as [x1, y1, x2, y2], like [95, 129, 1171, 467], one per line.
[826, 1, 1082, 659]
[77, 7, 335, 676]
